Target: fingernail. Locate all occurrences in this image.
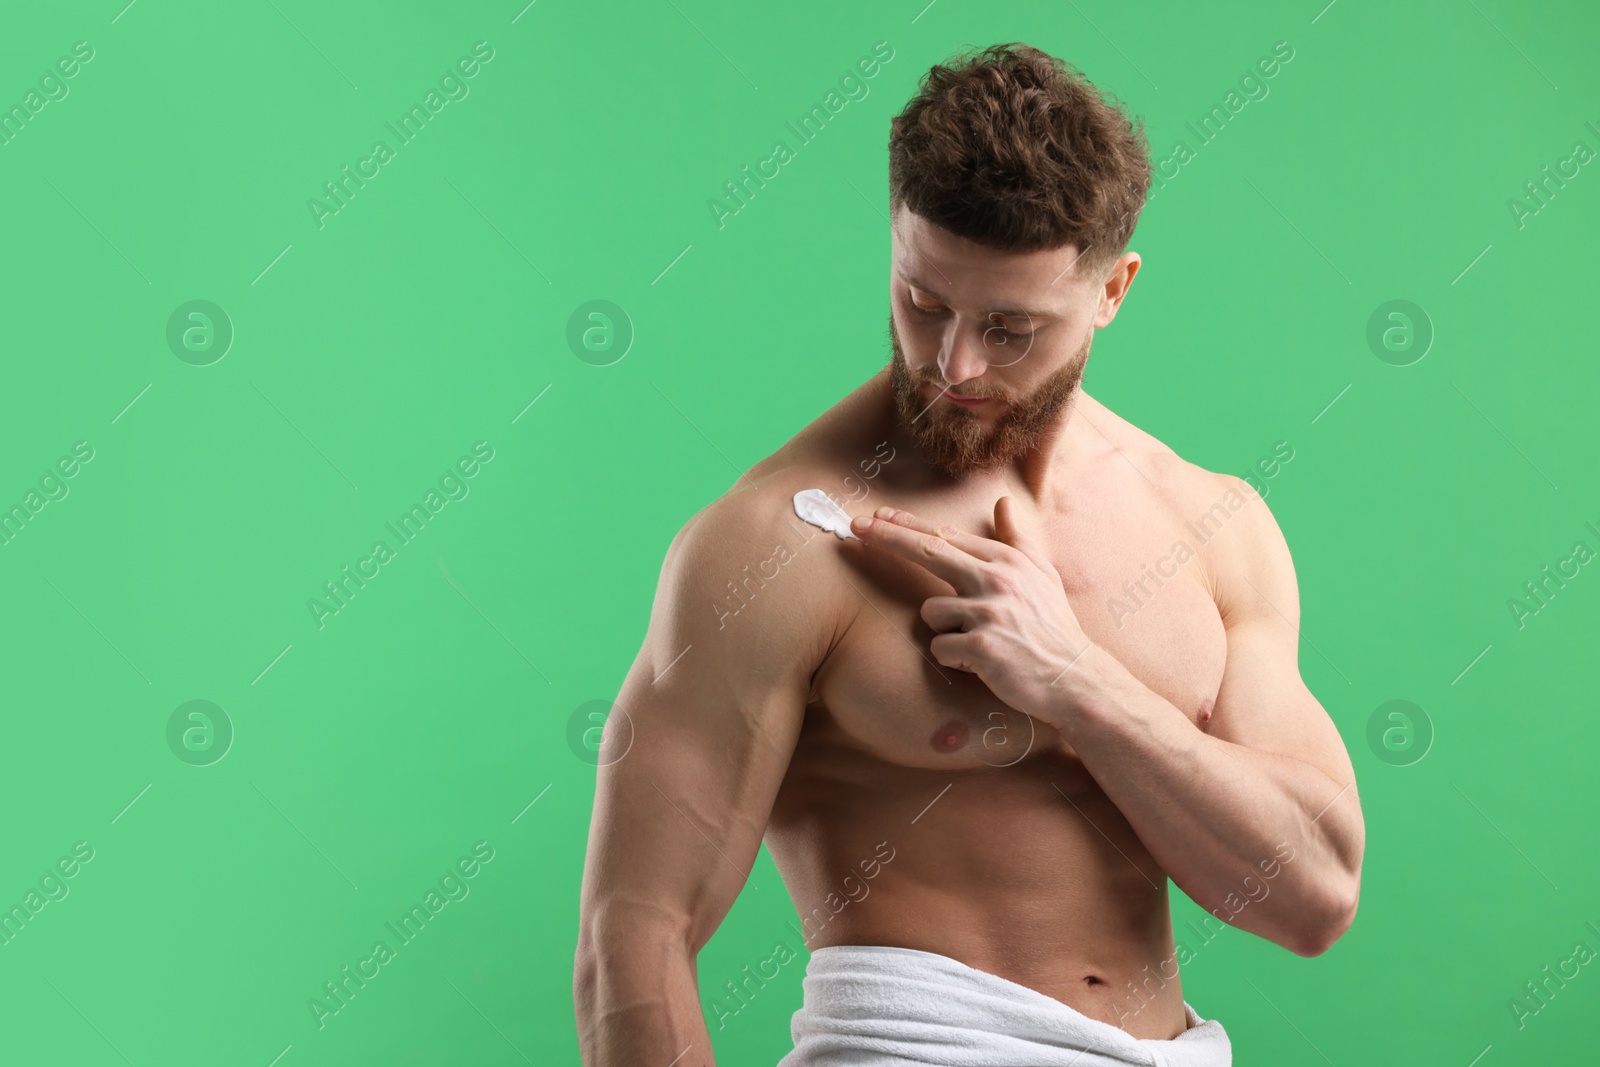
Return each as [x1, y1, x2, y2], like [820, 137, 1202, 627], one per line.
[875, 506, 895, 519]
[851, 515, 872, 533]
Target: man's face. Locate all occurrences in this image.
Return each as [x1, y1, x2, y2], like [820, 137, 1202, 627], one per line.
[887, 206, 1122, 477]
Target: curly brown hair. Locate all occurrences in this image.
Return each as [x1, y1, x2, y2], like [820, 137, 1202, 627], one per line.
[888, 42, 1151, 279]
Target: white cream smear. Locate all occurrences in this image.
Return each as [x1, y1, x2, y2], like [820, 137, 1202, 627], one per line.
[792, 488, 860, 540]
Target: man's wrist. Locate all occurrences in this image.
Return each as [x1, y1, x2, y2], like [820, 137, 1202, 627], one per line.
[1040, 641, 1121, 746]
[1044, 641, 1200, 761]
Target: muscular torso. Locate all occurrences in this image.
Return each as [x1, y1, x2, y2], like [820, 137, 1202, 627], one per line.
[755, 374, 1233, 1039]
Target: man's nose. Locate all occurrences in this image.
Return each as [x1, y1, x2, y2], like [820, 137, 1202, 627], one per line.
[937, 321, 990, 386]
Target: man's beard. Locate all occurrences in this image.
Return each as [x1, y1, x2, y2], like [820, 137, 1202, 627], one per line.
[887, 312, 1090, 477]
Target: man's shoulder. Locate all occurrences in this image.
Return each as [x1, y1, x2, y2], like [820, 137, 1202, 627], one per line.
[641, 460, 866, 695]
[663, 443, 886, 624]
[1078, 400, 1195, 505]
[1149, 450, 1300, 631]
[670, 375, 896, 564]
[1087, 395, 1278, 531]
[1162, 451, 1285, 571]
[674, 465, 845, 558]
[1087, 397, 1289, 606]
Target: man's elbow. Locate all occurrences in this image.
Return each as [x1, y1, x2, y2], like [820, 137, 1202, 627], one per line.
[573, 909, 695, 996]
[573, 922, 662, 1044]
[574, 932, 600, 1000]
[1290, 878, 1360, 957]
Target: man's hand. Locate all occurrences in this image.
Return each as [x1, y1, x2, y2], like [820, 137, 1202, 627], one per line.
[848, 497, 1096, 724]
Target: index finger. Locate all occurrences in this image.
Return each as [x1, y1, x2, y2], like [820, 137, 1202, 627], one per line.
[871, 505, 1014, 564]
[848, 507, 987, 594]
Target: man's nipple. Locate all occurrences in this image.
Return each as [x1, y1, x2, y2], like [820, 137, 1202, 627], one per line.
[930, 720, 969, 753]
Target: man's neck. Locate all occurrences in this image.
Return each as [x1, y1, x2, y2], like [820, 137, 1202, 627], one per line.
[1004, 387, 1095, 504]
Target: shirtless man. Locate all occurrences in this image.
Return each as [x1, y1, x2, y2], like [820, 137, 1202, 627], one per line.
[575, 42, 1364, 1066]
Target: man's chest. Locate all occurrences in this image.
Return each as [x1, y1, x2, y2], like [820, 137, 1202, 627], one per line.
[808, 488, 1230, 771]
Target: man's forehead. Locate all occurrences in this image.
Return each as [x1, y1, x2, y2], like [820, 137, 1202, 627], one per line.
[891, 210, 1088, 292]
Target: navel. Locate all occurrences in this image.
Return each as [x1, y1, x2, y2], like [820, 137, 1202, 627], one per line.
[930, 719, 969, 753]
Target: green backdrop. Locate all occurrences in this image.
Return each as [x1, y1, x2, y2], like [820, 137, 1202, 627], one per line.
[2, 0, 1596, 1063]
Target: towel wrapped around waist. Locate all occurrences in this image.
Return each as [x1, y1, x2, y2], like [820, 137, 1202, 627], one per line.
[776, 944, 1231, 1067]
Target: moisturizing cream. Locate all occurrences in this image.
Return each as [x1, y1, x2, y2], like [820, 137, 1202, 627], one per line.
[792, 488, 860, 540]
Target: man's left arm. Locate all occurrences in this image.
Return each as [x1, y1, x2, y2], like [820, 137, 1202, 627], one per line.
[1060, 475, 1365, 957]
[847, 487, 1366, 957]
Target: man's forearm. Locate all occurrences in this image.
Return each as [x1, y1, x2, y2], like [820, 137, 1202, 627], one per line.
[1052, 644, 1362, 956]
[575, 934, 714, 1067]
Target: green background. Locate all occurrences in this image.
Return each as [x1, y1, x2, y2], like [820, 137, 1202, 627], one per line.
[2, 0, 1596, 1063]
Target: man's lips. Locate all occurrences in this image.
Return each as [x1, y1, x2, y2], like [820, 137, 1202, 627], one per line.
[921, 382, 998, 409]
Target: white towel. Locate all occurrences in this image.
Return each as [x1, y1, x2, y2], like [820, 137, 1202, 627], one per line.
[776, 945, 1231, 1066]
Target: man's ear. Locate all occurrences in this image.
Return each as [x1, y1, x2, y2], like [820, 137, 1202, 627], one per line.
[1095, 252, 1141, 327]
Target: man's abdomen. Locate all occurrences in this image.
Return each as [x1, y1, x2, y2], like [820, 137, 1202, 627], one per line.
[766, 741, 1193, 1040]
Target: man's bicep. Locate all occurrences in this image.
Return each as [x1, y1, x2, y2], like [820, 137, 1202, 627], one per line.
[580, 497, 825, 954]
[1206, 480, 1354, 789]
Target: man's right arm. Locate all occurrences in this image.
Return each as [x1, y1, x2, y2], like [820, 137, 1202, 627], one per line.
[574, 486, 835, 1067]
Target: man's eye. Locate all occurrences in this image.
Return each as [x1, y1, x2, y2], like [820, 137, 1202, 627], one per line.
[904, 291, 1031, 337]
[989, 318, 1033, 339]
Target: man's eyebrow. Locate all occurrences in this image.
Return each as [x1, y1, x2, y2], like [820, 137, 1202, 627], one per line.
[894, 267, 1060, 321]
